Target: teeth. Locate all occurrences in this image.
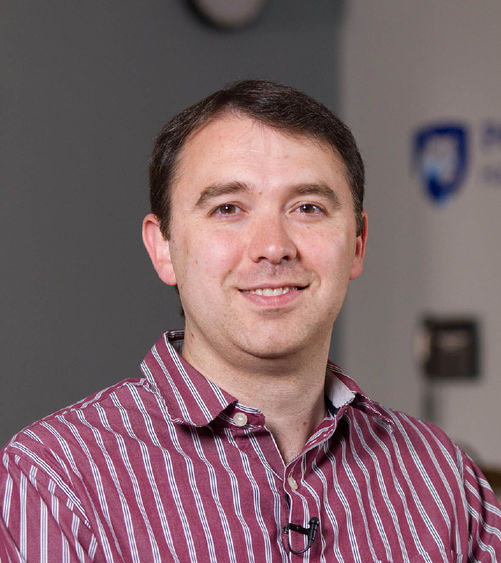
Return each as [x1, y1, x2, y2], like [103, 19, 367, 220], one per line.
[247, 287, 295, 296]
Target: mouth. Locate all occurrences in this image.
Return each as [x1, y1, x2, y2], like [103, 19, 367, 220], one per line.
[240, 286, 307, 296]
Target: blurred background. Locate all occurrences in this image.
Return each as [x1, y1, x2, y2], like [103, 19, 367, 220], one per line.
[1, 1, 500, 483]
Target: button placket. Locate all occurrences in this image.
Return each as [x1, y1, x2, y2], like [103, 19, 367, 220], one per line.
[283, 467, 317, 557]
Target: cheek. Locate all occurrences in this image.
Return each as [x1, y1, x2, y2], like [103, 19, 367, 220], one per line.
[306, 232, 355, 282]
[181, 231, 242, 282]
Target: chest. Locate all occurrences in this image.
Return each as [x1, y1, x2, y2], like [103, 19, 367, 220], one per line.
[77, 422, 465, 562]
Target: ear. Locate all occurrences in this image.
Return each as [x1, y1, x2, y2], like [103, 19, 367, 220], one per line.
[349, 211, 368, 280]
[142, 214, 177, 286]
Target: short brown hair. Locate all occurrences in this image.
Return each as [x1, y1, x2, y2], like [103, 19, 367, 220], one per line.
[149, 79, 365, 237]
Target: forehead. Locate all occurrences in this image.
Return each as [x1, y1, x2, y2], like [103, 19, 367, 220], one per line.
[173, 113, 349, 193]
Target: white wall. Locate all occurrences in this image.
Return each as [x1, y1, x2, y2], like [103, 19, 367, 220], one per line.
[341, 1, 501, 466]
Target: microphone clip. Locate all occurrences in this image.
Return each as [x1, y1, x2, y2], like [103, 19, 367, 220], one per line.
[283, 517, 319, 555]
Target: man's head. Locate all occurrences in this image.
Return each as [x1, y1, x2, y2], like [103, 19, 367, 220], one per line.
[143, 82, 367, 371]
[149, 79, 365, 238]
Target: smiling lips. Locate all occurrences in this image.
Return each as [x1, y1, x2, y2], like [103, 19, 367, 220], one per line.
[240, 286, 307, 296]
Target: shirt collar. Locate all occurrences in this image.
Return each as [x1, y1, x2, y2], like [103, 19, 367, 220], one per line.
[140, 330, 238, 427]
[325, 361, 394, 426]
[141, 330, 393, 428]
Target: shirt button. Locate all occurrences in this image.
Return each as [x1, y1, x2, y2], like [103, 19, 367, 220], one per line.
[287, 475, 298, 490]
[233, 412, 248, 427]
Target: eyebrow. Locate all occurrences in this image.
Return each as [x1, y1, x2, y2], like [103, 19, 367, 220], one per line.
[194, 181, 341, 208]
[292, 183, 341, 207]
[195, 181, 250, 208]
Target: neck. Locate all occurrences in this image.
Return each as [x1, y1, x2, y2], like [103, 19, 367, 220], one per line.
[254, 378, 327, 464]
[182, 335, 331, 464]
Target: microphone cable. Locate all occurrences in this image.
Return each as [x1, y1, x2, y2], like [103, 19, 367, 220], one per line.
[283, 517, 320, 555]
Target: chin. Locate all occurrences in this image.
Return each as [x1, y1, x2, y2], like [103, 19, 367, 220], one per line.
[239, 333, 312, 362]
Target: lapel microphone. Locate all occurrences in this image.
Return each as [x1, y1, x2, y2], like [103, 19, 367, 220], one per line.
[283, 517, 320, 554]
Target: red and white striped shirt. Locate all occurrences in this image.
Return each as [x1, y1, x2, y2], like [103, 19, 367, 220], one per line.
[1, 330, 501, 561]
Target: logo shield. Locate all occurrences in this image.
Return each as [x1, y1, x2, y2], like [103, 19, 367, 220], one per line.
[413, 124, 469, 203]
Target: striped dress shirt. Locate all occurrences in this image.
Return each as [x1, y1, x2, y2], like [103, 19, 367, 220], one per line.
[1, 330, 501, 562]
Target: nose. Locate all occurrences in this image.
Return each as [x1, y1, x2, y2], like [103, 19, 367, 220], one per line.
[247, 214, 298, 264]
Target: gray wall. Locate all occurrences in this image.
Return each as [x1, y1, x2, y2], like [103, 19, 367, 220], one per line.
[1, 0, 343, 446]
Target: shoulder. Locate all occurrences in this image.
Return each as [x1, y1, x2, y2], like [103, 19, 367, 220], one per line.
[349, 394, 501, 513]
[332, 369, 498, 507]
[348, 393, 468, 482]
[331, 368, 464, 470]
[361, 398, 461, 459]
[1, 376, 153, 482]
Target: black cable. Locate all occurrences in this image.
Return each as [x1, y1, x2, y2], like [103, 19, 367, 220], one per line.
[283, 517, 319, 555]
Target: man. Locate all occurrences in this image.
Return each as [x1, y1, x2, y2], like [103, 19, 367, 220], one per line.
[1, 80, 500, 561]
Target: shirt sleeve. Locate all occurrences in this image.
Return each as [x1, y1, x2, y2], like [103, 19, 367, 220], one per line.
[460, 449, 501, 560]
[0, 447, 97, 562]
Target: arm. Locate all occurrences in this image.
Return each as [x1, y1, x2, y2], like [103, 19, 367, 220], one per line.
[0, 446, 97, 562]
[460, 450, 501, 560]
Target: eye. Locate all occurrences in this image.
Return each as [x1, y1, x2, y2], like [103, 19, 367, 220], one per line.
[296, 203, 324, 214]
[212, 203, 241, 215]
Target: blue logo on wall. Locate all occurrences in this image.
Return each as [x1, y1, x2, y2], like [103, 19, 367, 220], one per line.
[413, 123, 469, 203]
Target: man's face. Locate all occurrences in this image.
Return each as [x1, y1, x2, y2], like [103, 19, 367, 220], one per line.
[145, 113, 366, 369]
